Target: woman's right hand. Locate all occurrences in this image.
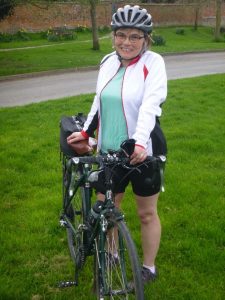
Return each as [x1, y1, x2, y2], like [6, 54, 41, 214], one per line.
[67, 132, 86, 145]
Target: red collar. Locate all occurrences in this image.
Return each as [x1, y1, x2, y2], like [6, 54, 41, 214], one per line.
[127, 55, 141, 66]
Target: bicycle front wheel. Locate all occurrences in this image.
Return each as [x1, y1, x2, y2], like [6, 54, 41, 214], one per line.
[95, 218, 144, 300]
[63, 162, 90, 266]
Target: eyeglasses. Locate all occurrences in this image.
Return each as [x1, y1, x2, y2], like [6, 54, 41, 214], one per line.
[114, 32, 145, 43]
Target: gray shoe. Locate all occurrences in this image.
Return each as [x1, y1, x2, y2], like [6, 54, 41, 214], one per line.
[142, 266, 157, 284]
[127, 266, 157, 291]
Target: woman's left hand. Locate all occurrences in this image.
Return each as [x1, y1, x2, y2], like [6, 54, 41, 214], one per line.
[130, 145, 147, 165]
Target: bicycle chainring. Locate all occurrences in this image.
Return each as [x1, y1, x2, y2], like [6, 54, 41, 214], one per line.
[75, 245, 85, 269]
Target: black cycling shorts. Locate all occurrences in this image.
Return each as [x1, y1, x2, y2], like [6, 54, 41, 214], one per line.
[95, 162, 162, 197]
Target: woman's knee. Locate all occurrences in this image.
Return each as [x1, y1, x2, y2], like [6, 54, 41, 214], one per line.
[138, 206, 158, 224]
[136, 193, 159, 224]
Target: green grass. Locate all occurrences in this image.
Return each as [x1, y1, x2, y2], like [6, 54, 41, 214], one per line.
[0, 31, 109, 49]
[0, 74, 225, 299]
[0, 26, 224, 77]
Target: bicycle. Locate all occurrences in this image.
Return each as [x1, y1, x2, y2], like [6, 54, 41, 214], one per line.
[59, 138, 165, 299]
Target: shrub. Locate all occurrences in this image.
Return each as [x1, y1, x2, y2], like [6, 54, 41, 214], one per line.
[0, 32, 13, 42]
[40, 31, 47, 39]
[47, 33, 60, 42]
[15, 30, 30, 41]
[152, 34, 166, 46]
[0, 29, 30, 42]
[75, 25, 91, 33]
[98, 25, 111, 33]
[47, 27, 75, 42]
[220, 26, 225, 34]
[176, 28, 185, 35]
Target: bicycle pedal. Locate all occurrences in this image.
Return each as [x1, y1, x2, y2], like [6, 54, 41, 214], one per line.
[58, 280, 78, 288]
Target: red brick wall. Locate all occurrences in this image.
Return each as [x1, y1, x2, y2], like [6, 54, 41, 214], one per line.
[0, 2, 224, 33]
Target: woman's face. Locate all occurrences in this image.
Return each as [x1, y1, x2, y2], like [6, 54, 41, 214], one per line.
[113, 28, 146, 63]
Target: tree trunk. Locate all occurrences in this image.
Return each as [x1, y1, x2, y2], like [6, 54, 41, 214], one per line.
[194, 5, 200, 31]
[89, 0, 100, 50]
[214, 0, 222, 41]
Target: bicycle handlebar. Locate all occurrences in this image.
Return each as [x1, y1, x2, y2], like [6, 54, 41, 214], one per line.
[71, 153, 166, 167]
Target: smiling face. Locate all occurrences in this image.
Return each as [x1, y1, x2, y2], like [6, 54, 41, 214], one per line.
[113, 28, 147, 66]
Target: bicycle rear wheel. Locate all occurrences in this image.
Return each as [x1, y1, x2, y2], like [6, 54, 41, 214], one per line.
[62, 161, 90, 266]
[95, 218, 144, 300]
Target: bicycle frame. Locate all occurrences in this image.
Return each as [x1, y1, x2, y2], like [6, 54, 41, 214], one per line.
[61, 156, 125, 256]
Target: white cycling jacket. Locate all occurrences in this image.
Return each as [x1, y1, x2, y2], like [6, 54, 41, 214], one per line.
[82, 50, 167, 155]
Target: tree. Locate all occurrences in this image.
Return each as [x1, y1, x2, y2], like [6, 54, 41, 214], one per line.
[193, 2, 200, 31]
[89, 0, 100, 50]
[192, 0, 222, 40]
[69, 0, 100, 50]
[10, 0, 101, 50]
[214, 0, 222, 41]
[0, 0, 16, 21]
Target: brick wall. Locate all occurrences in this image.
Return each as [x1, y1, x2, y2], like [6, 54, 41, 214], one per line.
[0, 2, 224, 34]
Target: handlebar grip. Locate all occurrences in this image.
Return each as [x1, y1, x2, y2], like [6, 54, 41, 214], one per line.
[71, 156, 101, 165]
[146, 155, 166, 163]
[146, 156, 157, 163]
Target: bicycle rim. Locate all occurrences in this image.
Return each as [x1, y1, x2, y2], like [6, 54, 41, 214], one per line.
[95, 219, 144, 300]
[67, 186, 87, 264]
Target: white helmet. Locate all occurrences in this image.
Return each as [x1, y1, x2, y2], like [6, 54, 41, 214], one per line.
[111, 5, 153, 34]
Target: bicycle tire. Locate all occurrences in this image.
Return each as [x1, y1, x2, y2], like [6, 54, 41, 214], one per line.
[94, 218, 144, 300]
[62, 162, 89, 266]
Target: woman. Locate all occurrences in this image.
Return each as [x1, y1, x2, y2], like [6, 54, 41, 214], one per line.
[67, 4, 167, 284]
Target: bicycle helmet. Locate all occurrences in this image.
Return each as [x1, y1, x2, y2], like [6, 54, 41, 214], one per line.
[111, 5, 153, 34]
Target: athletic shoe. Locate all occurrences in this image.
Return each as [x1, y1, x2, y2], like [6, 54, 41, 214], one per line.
[127, 266, 157, 292]
[142, 266, 157, 284]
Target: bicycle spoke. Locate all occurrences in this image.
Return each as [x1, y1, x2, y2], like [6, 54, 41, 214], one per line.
[95, 219, 144, 300]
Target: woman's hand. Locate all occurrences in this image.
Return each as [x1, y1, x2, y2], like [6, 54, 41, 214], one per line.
[67, 132, 86, 145]
[130, 145, 147, 165]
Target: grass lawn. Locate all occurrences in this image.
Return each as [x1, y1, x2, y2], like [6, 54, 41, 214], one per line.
[0, 26, 224, 76]
[0, 74, 225, 299]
